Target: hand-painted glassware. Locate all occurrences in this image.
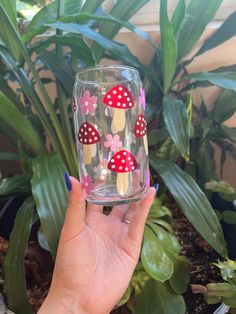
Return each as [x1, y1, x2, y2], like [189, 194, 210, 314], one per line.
[73, 65, 149, 205]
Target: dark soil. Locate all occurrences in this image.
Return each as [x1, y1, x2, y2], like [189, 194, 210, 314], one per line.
[0, 207, 224, 314]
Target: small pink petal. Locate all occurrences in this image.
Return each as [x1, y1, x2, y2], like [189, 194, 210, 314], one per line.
[106, 134, 113, 141]
[116, 141, 122, 147]
[84, 90, 90, 99]
[104, 141, 110, 148]
[113, 134, 120, 141]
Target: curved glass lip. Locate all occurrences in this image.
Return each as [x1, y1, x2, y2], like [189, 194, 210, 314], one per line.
[75, 65, 139, 85]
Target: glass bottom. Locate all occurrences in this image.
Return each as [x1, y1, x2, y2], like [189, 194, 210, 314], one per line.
[86, 185, 148, 206]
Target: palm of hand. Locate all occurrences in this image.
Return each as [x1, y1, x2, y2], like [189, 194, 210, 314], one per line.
[54, 209, 139, 314]
[49, 178, 155, 314]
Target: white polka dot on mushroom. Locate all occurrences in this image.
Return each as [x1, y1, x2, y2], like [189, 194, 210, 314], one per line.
[109, 101, 112, 105]
[124, 92, 127, 96]
[94, 137, 98, 141]
[119, 166, 122, 170]
[121, 159, 125, 163]
[118, 95, 122, 99]
[107, 95, 111, 98]
[117, 155, 120, 159]
[119, 87, 123, 91]
[113, 90, 117, 94]
[88, 128, 92, 131]
[85, 131, 88, 135]
[123, 152, 127, 155]
[129, 103, 132, 107]
[132, 166, 135, 170]
[125, 167, 128, 171]
[127, 97, 130, 101]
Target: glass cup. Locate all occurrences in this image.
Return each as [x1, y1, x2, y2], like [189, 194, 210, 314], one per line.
[73, 65, 149, 205]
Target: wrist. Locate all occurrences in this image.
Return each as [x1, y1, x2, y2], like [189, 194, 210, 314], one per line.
[38, 292, 88, 314]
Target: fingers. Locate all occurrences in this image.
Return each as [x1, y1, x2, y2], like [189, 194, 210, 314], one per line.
[86, 203, 103, 214]
[61, 177, 86, 240]
[128, 188, 156, 245]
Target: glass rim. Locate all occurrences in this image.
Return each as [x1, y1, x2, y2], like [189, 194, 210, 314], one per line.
[75, 65, 139, 85]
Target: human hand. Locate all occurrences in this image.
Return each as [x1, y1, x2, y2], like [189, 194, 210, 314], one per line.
[38, 176, 155, 314]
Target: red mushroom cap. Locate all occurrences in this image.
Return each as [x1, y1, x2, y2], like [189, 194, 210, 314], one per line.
[134, 114, 147, 138]
[103, 85, 134, 109]
[108, 150, 137, 173]
[78, 122, 100, 144]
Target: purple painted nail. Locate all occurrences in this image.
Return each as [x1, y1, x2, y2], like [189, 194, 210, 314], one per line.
[64, 172, 72, 191]
[153, 183, 159, 192]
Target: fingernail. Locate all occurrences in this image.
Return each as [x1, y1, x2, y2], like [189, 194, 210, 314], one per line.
[64, 172, 72, 191]
[153, 183, 159, 192]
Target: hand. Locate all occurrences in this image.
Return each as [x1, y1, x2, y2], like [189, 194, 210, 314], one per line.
[39, 176, 155, 314]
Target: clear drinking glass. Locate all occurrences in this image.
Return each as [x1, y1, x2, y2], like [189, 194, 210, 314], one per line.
[73, 65, 149, 205]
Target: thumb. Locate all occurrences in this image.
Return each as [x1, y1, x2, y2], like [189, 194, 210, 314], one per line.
[61, 175, 86, 241]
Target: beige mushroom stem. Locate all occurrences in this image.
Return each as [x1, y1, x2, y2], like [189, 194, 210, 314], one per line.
[83, 145, 92, 165]
[143, 134, 148, 156]
[111, 109, 125, 133]
[117, 172, 129, 196]
[90, 143, 97, 158]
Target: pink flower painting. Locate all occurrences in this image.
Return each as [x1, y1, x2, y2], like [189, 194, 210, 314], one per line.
[79, 90, 97, 116]
[139, 88, 146, 110]
[104, 134, 122, 152]
[81, 175, 95, 195]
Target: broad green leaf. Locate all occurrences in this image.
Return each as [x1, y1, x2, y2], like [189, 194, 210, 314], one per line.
[0, 0, 17, 28]
[92, 0, 149, 62]
[133, 280, 186, 314]
[0, 174, 31, 196]
[196, 11, 236, 57]
[46, 21, 145, 68]
[141, 226, 174, 282]
[31, 153, 68, 258]
[81, 0, 104, 14]
[148, 222, 181, 256]
[0, 3, 21, 60]
[205, 180, 236, 202]
[221, 125, 236, 143]
[32, 34, 96, 67]
[27, 0, 83, 30]
[182, 71, 236, 92]
[176, 0, 223, 61]
[222, 295, 236, 307]
[0, 152, 19, 160]
[222, 210, 236, 224]
[0, 92, 45, 155]
[40, 51, 75, 95]
[163, 95, 190, 159]
[4, 197, 34, 314]
[150, 155, 227, 257]
[160, 0, 177, 94]
[171, 0, 185, 35]
[212, 90, 236, 123]
[148, 128, 169, 146]
[169, 256, 189, 294]
[206, 283, 236, 298]
[148, 198, 172, 220]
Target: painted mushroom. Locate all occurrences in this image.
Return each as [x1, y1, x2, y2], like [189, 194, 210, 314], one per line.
[134, 114, 148, 156]
[78, 122, 101, 165]
[108, 149, 137, 196]
[103, 85, 134, 133]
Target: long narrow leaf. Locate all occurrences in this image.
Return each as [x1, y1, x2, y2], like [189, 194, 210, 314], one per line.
[212, 90, 236, 123]
[0, 92, 45, 155]
[176, 0, 223, 61]
[171, 0, 185, 35]
[163, 95, 190, 159]
[182, 71, 236, 92]
[81, 0, 104, 14]
[46, 21, 144, 68]
[149, 155, 227, 257]
[31, 153, 68, 258]
[196, 11, 236, 57]
[0, 174, 31, 196]
[4, 197, 34, 314]
[160, 0, 177, 94]
[92, 0, 149, 62]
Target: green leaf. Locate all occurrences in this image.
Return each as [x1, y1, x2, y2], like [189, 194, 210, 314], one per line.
[133, 280, 186, 314]
[46, 21, 145, 68]
[0, 174, 31, 196]
[92, 0, 149, 62]
[176, 0, 223, 61]
[148, 198, 172, 220]
[160, 0, 177, 94]
[196, 11, 236, 57]
[171, 0, 185, 35]
[81, 0, 104, 14]
[31, 153, 68, 258]
[141, 226, 174, 282]
[40, 51, 75, 95]
[221, 125, 236, 143]
[0, 0, 17, 28]
[32, 34, 96, 67]
[169, 256, 190, 294]
[0, 3, 20, 60]
[205, 180, 236, 202]
[148, 128, 169, 146]
[212, 90, 236, 123]
[149, 155, 227, 257]
[222, 210, 236, 224]
[222, 295, 236, 307]
[0, 151, 19, 160]
[0, 92, 45, 155]
[148, 222, 181, 256]
[163, 95, 190, 159]
[182, 71, 236, 92]
[27, 0, 83, 31]
[4, 197, 34, 314]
